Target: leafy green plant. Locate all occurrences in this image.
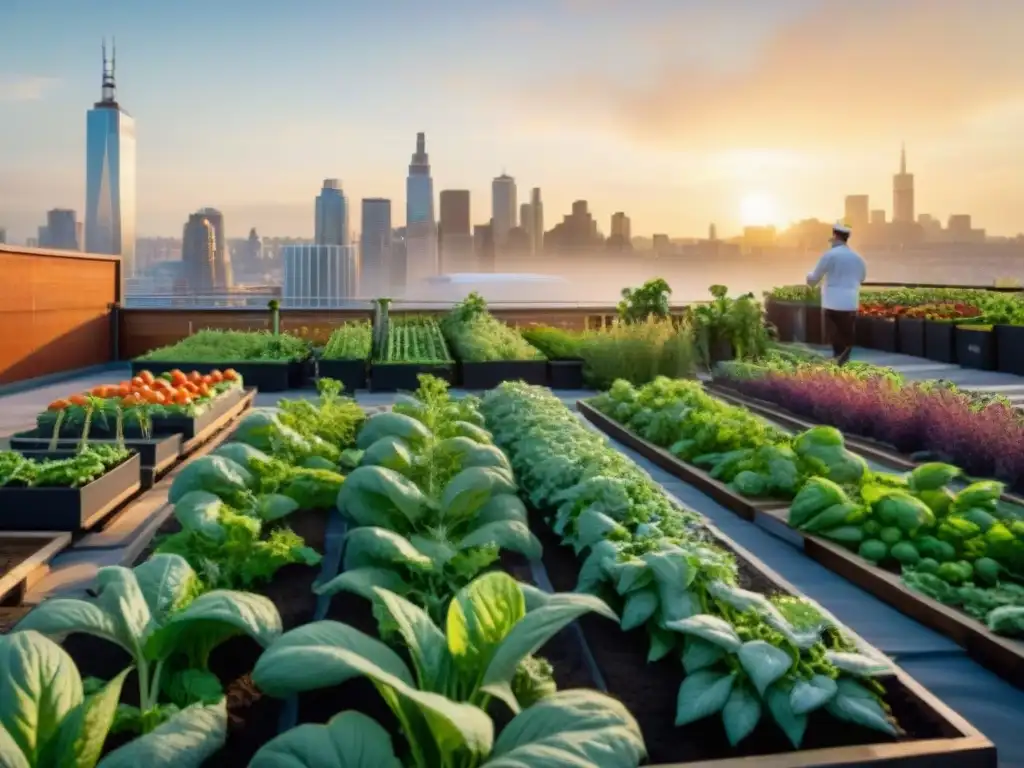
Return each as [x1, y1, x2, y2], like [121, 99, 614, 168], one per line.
[15, 554, 281, 739]
[276, 377, 365, 449]
[617, 278, 671, 323]
[690, 285, 770, 368]
[442, 294, 545, 363]
[481, 384, 901, 747]
[376, 316, 453, 364]
[137, 329, 309, 363]
[251, 572, 640, 768]
[322, 321, 373, 360]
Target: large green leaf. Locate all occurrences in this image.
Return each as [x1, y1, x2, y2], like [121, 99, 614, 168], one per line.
[44, 667, 131, 768]
[356, 412, 431, 450]
[475, 495, 528, 527]
[675, 669, 735, 726]
[343, 528, 432, 572]
[93, 567, 156, 658]
[0, 728, 30, 768]
[0, 631, 83, 763]
[722, 683, 761, 747]
[359, 436, 414, 474]
[336, 466, 429, 528]
[315, 568, 412, 601]
[487, 689, 646, 768]
[171, 491, 225, 541]
[457, 521, 542, 561]
[765, 684, 807, 748]
[789, 675, 838, 715]
[436, 437, 510, 472]
[737, 640, 793, 696]
[447, 572, 526, 674]
[824, 651, 894, 678]
[681, 636, 726, 674]
[479, 592, 616, 712]
[824, 678, 899, 735]
[641, 548, 698, 624]
[620, 588, 658, 631]
[375, 588, 452, 693]
[249, 711, 402, 768]
[574, 508, 627, 554]
[665, 614, 742, 652]
[133, 554, 199, 622]
[145, 590, 282, 666]
[96, 699, 227, 767]
[410, 535, 457, 569]
[252, 621, 414, 697]
[440, 467, 518, 524]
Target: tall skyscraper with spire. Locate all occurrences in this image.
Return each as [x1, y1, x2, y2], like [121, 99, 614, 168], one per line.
[893, 144, 915, 225]
[85, 40, 136, 278]
[404, 132, 438, 290]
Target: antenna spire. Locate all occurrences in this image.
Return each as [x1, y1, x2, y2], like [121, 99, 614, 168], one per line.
[900, 142, 906, 175]
[100, 37, 117, 105]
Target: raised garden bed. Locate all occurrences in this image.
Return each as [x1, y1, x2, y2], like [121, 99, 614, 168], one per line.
[530, 493, 994, 765]
[706, 382, 1024, 509]
[924, 321, 957, 363]
[0, 450, 141, 531]
[9, 431, 182, 491]
[995, 324, 1024, 376]
[460, 359, 549, 389]
[955, 327, 996, 371]
[577, 399, 789, 521]
[858, 316, 898, 352]
[548, 358, 585, 389]
[897, 317, 927, 358]
[369, 361, 455, 392]
[0, 531, 71, 604]
[131, 360, 297, 392]
[317, 358, 368, 392]
[753, 506, 1024, 693]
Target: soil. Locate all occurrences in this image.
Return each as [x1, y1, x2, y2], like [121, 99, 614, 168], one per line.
[56, 507, 329, 765]
[531, 509, 954, 765]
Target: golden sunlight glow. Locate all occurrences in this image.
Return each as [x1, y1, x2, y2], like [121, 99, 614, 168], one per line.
[739, 192, 782, 228]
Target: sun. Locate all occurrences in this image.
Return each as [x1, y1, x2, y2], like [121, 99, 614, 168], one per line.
[739, 193, 782, 228]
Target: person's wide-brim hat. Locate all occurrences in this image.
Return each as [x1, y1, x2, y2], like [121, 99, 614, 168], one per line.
[833, 221, 852, 235]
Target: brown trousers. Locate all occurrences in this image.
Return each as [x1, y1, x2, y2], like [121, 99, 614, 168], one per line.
[824, 309, 856, 365]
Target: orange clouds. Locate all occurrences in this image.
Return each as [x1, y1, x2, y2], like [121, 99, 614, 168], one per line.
[526, 0, 1024, 150]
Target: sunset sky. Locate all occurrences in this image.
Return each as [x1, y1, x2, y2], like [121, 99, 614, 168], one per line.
[1, 0, 1021, 240]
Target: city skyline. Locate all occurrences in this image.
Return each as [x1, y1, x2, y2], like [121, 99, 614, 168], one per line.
[1, 0, 1022, 241]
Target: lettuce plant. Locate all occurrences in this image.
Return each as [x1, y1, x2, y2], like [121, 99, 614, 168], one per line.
[248, 689, 644, 768]
[15, 554, 282, 738]
[252, 572, 632, 767]
[481, 384, 901, 748]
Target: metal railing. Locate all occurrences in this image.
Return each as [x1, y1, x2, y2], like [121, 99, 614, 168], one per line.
[120, 295, 683, 311]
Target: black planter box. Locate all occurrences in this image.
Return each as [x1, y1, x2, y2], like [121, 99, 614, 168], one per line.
[461, 360, 548, 390]
[766, 300, 799, 342]
[924, 321, 957, 364]
[854, 318, 873, 349]
[867, 317, 898, 352]
[803, 305, 824, 345]
[39, 387, 245, 441]
[995, 324, 1024, 375]
[9, 432, 181, 476]
[369, 362, 455, 392]
[290, 359, 316, 389]
[0, 451, 142, 531]
[548, 359, 584, 390]
[131, 360, 298, 393]
[897, 317, 926, 358]
[955, 327, 996, 371]
[318, 359, 368, 393]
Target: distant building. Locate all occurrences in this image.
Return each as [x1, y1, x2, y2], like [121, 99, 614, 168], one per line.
[545, 200, 602, 250]
[506, 226, 530, 253]
[182, 213, 218, 292]
[892, 145, 914, 225]
[197, 208, 231, 288]
[360, 198, 392, 297]
[439, 190, 471, 237]
[315, 179, 350, 246]
[85, 41, 136, 276]
[519, 202, 533, 251]
[44, 209, 80, 250]
[37, 225, 50, 247]
[844, 195, 869, 232]
[608, 212, 632, 249]
[473, 223, 495, 273]
[282, 244, 358, 307]
[947, 214, 985, 243]
[652, 234, 671, 254]
[0, 227, 6, 244]
[491, 174, 517, 248]
[870, 210, 886, 226]
[530, 188, 544, 253]
[405, 133, 437, 289]
[708, 223, 718, 241]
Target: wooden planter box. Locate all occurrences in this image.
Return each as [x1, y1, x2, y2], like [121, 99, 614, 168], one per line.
[576, 400, 788, 522]
[0, 451, 141, 531]
[131, 360, 299, 393]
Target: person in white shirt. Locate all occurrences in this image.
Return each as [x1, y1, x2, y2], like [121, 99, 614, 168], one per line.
[806, 222, 867, 365]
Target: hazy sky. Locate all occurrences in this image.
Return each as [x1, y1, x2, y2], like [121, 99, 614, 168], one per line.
[1, 0, 1022, 240]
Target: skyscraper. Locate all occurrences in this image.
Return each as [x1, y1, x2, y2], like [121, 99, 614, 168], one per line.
[282, 245, 358, 307]
[361, 198, 392, 297]
[181, 212, 217, 293]
[439, 190, 473, 273]
[530, 188, 544, 253]
[0, 227, 6, 244]
[844, 195, 870, 232]
[893, 144, 915, 225]
[85, 41, 136, 277]
[405, 133, 438, 289]
[491, 174, 517, 248]
[45, 209, 80, 250]
[520, 202, 533, 249]
[198, 208, 231, 289]
[315, 179, 350, 246]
